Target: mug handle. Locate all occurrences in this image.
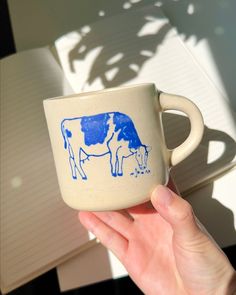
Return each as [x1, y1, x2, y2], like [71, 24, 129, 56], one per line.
[159, 92, 204, 166]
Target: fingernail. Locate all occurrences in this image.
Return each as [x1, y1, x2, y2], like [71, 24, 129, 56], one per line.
[152, 185, 174, 207]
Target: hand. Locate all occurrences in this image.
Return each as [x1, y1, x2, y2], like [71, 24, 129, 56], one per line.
[78, 185, 236, 295]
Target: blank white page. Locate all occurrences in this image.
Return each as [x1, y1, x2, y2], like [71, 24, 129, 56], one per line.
[0, 48, 93, 293]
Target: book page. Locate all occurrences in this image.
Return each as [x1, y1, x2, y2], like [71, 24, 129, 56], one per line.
[0, 48, 95, 293]
[54, 4, 236, 193]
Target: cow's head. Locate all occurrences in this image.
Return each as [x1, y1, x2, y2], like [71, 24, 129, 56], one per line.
[130, 145, 152, 170]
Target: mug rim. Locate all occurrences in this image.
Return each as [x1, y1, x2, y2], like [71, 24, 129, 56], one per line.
[44, 83, 156, 102]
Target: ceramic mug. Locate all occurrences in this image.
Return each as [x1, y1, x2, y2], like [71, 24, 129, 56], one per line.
[43, 83, 204, 211]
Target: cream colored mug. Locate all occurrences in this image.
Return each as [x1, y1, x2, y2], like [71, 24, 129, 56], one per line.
[43, 83, 204, 211]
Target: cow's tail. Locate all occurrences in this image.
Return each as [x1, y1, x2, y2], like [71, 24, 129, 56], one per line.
[61, 120, 68, 149]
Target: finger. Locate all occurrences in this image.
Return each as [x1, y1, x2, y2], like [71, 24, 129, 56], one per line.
[78, 211, 128, 261]
[151, 185, 202, 243]
[127, 176, 179, 220]
[93, 210, 134, 239]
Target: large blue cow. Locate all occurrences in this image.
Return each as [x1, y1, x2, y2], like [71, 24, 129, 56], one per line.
[61, 112, 151, 180]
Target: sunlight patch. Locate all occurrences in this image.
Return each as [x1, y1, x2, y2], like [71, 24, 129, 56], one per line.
[81, 25, 91, 35]
[123, 2, 132, 9]
[11, 176, 23, 189]
[107, 53, 124, 65]
[207, 141, 226, 164]
[137, 17, 168, 36]
[78, 45, 86, 54]
[140, 50, 153, 57]
[105, 67, 119, 81]
[155, 1, 163, 7]
[187, 3, 195, 15]
[98, 10, 105, 17]
[129, 64, 139, 72]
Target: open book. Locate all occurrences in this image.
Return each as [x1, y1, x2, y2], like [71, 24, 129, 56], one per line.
[1, 3, 235, 294]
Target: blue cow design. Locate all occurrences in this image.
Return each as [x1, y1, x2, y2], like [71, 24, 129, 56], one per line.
[61, 112, 151, 180]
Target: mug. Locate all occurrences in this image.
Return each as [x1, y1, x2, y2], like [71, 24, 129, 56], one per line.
[43, 83, 204, 211]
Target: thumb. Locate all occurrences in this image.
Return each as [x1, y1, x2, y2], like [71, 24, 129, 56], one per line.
[151, 185, 202, 243]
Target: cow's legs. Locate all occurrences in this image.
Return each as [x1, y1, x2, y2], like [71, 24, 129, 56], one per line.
[76, 148, 87, 180]
[110, 147, 124, 177]
[68, 144, 77, 179]
[117, 156, 124, 176]
[110, 152, 118, 177]
[68, 144, 87, 180]
[116, 148, 124, 176]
